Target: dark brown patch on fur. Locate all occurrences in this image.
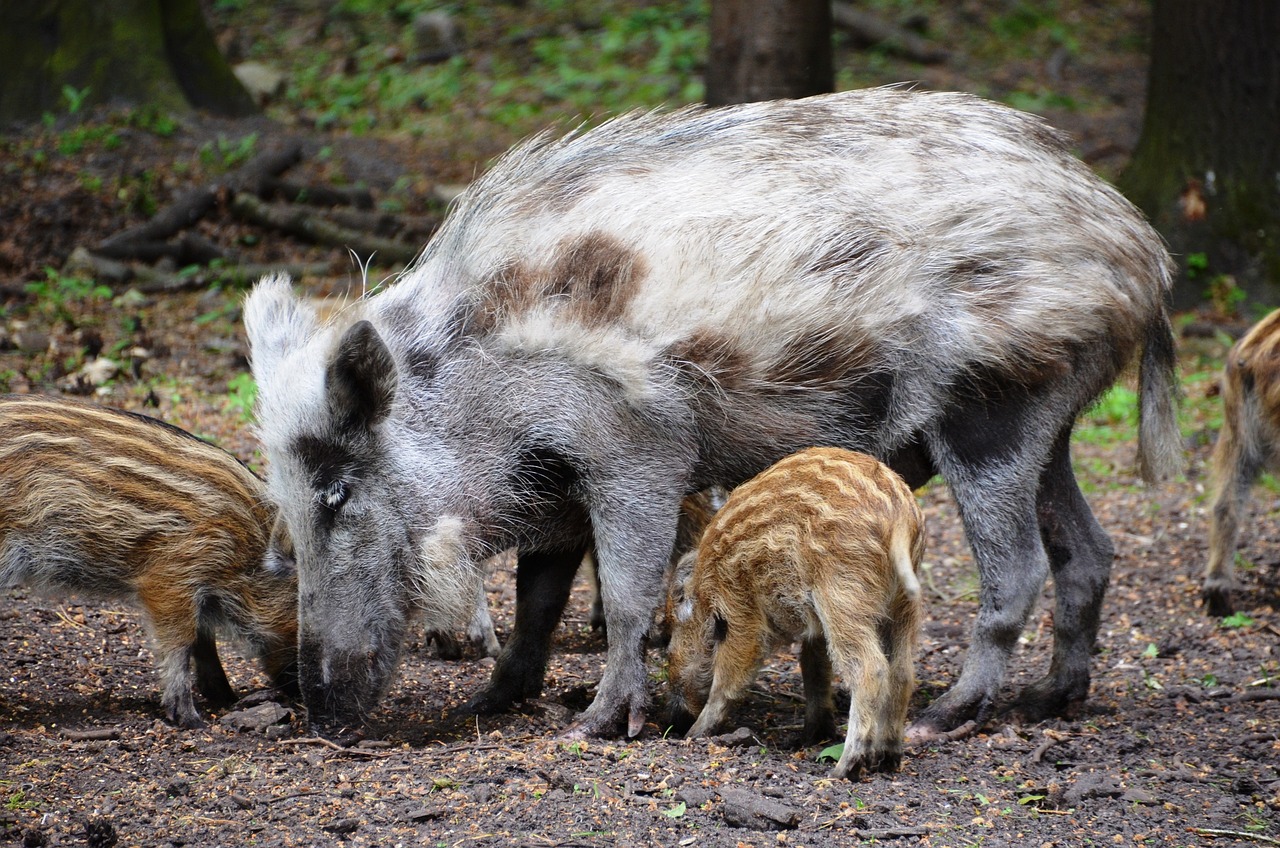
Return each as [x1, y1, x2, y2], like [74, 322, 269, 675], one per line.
[766, 328, 876, 387]
[666, 330, 753, 392]
[549, 232, 647, 327]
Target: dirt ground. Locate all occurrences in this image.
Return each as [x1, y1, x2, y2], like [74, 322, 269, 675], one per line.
[2, 2, 1279, 846]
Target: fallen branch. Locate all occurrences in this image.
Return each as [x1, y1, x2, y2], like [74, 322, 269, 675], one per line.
[831, 2, 950, 64]
[95, 142, 303, 259]
[130, 261, 333, 294]
[230, 192, 421, 265]
[60, 727, 122, 741]
[1230, 688, 1280, 703]
[277, 736, 393, 758]
[1188, 827, 1280, 845]
[259, 177, 375, 209]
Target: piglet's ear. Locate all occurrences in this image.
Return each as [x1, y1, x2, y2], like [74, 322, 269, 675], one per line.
[326, 319, 397, 432]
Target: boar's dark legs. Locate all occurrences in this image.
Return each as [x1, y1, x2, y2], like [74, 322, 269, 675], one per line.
[1016, 427, 1115, 719]
[191, 629, 236, 706]
[467, 547, 584, 715]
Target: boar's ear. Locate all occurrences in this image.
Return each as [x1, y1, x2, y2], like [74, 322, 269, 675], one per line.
[326, 319, 397, 432]
[243, 274, 317, 382]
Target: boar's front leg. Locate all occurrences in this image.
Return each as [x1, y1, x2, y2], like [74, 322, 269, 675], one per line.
[566, 493, 682, 739]
[191, 629, 236, 707]
[468, 548, 583, 715]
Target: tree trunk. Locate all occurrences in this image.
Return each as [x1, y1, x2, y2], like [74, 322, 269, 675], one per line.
[0, 0, 256, 125]
[705, 0, 833, 106]
[1119, 0, 1280, 309]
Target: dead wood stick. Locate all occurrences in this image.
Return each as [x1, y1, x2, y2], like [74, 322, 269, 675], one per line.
[1188, 827, 1280, 845]
[277, 736, 393, 758]
[259, 177, 375, 209]
[323, 206, 441, 240]
[60, 727, 122, 741]
[831, 1, 950, 64]
[1230, 688, 1280, 703]
[230, 192, 421, 265]
[129, 261, 333, 294]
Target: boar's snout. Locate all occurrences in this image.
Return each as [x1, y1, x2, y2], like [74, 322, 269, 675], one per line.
[298, 638, 397, 731]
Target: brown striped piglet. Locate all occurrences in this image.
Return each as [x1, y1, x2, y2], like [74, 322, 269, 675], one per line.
[1204, 309, 1280, 616]
[0, 394, 298, 727]
[666, 447, 924, 779]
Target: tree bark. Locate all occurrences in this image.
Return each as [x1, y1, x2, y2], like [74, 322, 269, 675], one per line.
[1119, 0, 1280, 308]
[705, 0, 833, 106]
[0, 0, 255, 125]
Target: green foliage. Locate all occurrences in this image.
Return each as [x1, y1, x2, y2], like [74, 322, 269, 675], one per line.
[224, 372, 258, 423]
[199, 133, 260, 170]
[817, 742, 844, 763]
[661, 801, 686, 818]
[1220, 612, 1255, 629]
[62, 84, 92, 115]
[1185, 252, 1209, 279]
[25, 267, 112, 326]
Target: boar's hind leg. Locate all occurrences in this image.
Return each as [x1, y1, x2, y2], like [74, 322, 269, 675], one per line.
[191, 629, 236, 706]
[467, 548, 583, 715]
[908, 392, 1056, 739]
[1017, 428, 1116, 719]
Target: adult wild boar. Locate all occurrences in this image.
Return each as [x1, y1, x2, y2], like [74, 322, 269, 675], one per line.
[244, 88, 1181, 738]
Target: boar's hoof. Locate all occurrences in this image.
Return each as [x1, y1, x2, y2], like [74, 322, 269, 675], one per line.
[168, 707, 206, 730]
[1201, 587, 1235, 619]
[1011, 674, 1089, 724]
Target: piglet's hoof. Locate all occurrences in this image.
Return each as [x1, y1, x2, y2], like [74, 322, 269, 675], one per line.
[904, 719, 978, 748]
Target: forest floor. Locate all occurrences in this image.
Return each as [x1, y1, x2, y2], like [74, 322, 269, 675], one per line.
[2, 2, 1278, 846]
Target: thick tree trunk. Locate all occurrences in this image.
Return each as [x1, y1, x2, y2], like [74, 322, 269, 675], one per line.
[705, 0, 833, 106]
[0, 0, 255, 125]
[1119, 0, 1280, 308]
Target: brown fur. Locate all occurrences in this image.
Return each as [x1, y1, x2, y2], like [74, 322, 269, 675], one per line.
[1205, 309, 1280, 615]
[0, 395, 298, 727]
[666, 448, 923, 779]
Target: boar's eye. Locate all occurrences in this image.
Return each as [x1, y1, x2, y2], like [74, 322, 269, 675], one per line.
[317, 480, 350, 510]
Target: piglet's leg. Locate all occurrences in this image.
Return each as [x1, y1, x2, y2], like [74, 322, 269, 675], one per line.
[1204, 398, 1260, 617]
[816, 593, 895, 779]
[799, 634, 837, 744]
[686, 622, 765, 738]
[140, 579, 206, 728]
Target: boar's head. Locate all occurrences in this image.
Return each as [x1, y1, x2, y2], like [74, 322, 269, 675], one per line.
[244, 276, 479, 730]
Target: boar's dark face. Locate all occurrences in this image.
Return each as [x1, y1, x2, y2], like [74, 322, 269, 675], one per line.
[245, 277, 476, 730]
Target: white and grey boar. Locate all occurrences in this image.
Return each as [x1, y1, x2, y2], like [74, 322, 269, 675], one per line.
[244, 88, 1181, 738]
[0, 394, 298, 727]
[666, 448, 923, 779]
[1204, 309, 1280, 616]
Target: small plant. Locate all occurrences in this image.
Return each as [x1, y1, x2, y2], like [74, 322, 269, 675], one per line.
[1186, 251, 1209, 279]
[662, 801, 686, 818]
[199, 133, 260, 170]
[25, 267, 112, 326]
[1204, 274, 1246, 320]
[1199, 673, 1219, 688]
[1141, 642, 1159, 659]
[1221, 612, 1255, 629]
[62, 84, 92, 114]
[816, 741, 844, 763]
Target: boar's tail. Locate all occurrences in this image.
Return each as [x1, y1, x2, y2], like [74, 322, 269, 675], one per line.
[1136, 310, 1185, 483]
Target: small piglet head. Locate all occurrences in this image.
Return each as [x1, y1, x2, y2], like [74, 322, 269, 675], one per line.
[245, 276, 424, 730]
[664, 550, 722, 733]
